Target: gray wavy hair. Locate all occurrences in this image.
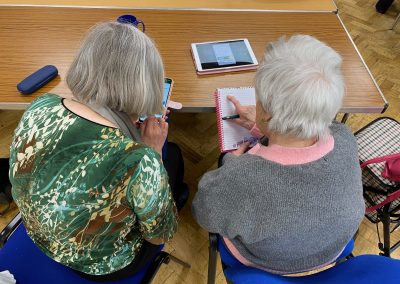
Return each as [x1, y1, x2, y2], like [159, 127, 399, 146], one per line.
[255, 35, 344, 139]
[66, 21, 164, 116]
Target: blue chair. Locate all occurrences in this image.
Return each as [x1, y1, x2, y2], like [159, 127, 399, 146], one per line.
[0, 213, 190, 284]
[207, 233, 400, 284]
[223, 255, 400, 284]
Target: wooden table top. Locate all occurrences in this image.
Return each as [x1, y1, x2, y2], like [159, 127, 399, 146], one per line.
[0, 6, 387, 113]
[0, 0, 338, 12]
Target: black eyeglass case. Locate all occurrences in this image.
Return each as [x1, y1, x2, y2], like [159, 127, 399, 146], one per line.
[17, 65, 58, 95]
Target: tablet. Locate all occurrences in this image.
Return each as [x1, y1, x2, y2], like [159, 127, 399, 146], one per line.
[191, 39, 258, 75]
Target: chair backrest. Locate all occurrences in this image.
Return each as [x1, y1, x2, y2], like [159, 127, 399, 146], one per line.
[355, 117, 400, 221]
[360, 153, 400, 213]
[0, 223, 161, 284]
[223, 255, 400, 284]
[356, 117, 400, 188]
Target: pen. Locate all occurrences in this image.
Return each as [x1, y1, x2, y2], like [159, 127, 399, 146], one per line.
[222, 114, 240, 120]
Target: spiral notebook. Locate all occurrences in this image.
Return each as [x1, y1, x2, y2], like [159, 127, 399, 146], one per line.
[215, 87, 258, 152]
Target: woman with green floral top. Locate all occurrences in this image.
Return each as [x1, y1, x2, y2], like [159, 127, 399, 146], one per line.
[9, 22, 187, 282]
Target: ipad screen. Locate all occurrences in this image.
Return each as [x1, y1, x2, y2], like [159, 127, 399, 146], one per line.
[195, 40, 255, 70]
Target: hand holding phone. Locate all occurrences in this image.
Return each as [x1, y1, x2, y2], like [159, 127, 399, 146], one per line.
[140, 116, 168, 156]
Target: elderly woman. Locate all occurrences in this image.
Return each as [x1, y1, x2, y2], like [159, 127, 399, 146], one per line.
[9, 22, 187, 281]
[193, 35, 365, 274]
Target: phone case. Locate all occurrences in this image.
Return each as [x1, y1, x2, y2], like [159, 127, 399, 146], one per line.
[196, 65, 258, 75]
[17, 65, 58, 95]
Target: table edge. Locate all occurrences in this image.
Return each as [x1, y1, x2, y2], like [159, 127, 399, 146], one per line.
[176, 106, 388, 113]
[0, 103, 29, 110]
[0, 3, 338, 13]
[0, 102, 387, 114]
[336, 13, 388, 112]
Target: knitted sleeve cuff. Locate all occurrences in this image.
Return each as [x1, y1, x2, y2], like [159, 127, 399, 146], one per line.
[222, 152, 237, 165]
[250, 125, 263, 138]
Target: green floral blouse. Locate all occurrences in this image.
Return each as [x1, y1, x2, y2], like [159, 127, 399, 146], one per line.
[9, 94, 178, 275]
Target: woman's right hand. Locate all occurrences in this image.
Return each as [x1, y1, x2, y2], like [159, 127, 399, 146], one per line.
[227, 95, 256, 130]
[140, 117, 168, 156]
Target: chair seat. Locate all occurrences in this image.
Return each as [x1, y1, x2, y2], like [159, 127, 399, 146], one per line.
[0, 224, 162, 284]
[224, 254, 400, 284]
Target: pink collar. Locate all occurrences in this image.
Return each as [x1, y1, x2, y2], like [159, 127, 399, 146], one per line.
[248, 134, 334, 165]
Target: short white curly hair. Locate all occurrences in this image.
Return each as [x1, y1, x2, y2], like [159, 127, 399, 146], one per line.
[255, 35, 344, 139]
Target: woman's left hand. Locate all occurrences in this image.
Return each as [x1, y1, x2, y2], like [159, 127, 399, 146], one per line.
[140, 117, 169, 156]
[232, 141, 250, 157]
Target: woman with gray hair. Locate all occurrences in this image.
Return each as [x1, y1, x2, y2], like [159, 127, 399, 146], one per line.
[9, 22, 187, 281]
[193, 35, 365, 274]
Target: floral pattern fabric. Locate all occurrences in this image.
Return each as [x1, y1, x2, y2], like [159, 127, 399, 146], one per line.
[9, 94, 177, 275]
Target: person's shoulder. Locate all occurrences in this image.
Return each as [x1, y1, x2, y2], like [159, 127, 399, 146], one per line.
[87, 127, 162, 169]
[29, 93, 61, 109]
[119, 138, 162, 168]
[330, 121, 355, 140]
[220, 152, 265, 173]
[329, 121, 358, 153]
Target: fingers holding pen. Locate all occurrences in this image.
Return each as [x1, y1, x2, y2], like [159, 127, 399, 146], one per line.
[227, 95, 244, 123]
[227, 95, 243, 112]
[226, 95, 256, 130]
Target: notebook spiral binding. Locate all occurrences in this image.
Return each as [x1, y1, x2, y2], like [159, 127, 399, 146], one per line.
[214, 90, 225, 152]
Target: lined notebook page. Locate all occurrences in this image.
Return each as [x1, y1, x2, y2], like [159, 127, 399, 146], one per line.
[216, 87, 257, 152]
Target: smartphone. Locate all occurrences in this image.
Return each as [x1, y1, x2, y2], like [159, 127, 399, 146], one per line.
[140, 78, 173, 122]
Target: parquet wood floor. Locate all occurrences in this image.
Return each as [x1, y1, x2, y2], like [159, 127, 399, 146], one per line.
[0, 0, 400, 283]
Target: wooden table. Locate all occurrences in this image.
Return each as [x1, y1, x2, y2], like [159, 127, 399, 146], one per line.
[0, 6, 387, 113]
[0, 0, 338, 12]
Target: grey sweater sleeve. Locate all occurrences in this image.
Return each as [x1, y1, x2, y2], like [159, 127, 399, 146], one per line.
[192, 155, 244, 235]
[192, 165, 230, 234]
[222, 152, 237, 165]
[192, 155, 256, 238]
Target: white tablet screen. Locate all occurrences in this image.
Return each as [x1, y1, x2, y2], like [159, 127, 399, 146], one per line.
[196, 40, 255, 70]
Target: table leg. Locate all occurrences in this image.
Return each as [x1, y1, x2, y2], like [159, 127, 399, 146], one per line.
[376, 0, 395, 14]
[341, 113, 350, 124]
[391, 13, 400, 30]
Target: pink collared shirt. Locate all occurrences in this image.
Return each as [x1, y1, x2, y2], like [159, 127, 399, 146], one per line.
[248, 126, 334, 165]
